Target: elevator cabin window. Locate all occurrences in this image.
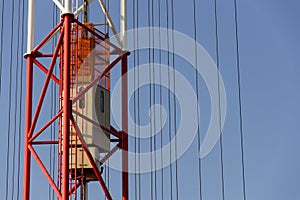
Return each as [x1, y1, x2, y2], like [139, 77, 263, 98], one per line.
[79, 87, 85, 109]
[100, 90, 104, 113]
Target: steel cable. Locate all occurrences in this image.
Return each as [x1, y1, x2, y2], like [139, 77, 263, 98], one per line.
[0, 0, 5, 94]
[170, 0, 179, 199]
[48, 3, 56, 199]
[151, 0, 158, 199]
[193, 0, 203, 199]
[165, 0, 174, 199]
[5, 0, 16, 199]
[157, 0, 164, 199]
[12, 0, 23, 198]
[233, 0, 247, 199]
[132, 0, 138, 199]
[136, 1, 141, 199]
[16, 0, 26, 199]
[147, 1, 154, 199]
[213, 0, 226, 199]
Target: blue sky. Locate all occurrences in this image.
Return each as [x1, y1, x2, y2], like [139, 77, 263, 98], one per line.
[0, 0, 300, 199]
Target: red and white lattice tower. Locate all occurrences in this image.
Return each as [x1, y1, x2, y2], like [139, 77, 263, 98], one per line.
[23, 0, 129, 199]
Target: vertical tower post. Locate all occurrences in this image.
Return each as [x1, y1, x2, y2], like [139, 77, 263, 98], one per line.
[24, 0, 34, 198]
[23, 55, 33, 200]
[26, 0, 34, 54]
[122, 55, 128, 200]
[120, 1, 128, 199]
[64, 0, 72, 14]
[120, 0, 127, 49]
[62, 12, 73, 200]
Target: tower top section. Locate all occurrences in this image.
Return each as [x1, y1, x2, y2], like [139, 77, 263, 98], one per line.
[26, 0, 126, 54]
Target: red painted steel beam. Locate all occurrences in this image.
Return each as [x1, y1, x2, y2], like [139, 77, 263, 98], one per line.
[29, 109, 63, 143]
[61, 13, 72, 200]
[32, 21, 63, 55]
[31, 141, 59, 145]
[72, 110, 122, 138]
[33, 59, 60, 84]
[122, 55, 129, 200]
[72, 53, 127, 104]
[69, 181, 81, 195]
[70, 116, 113, 200]
[100, 145, 119, 165]
[28, 30, 64, 138]
[35, 53, 56, 57]
[110, 125, 122, 138]
[23, 55, 33, 200]
[109, 127, 122, 139]
[28, 145, 62, 199]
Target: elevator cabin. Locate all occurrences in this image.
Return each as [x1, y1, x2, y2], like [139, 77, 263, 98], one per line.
[61, 4, 111, 183]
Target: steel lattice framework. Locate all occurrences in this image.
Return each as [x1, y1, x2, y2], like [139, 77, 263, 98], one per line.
[23, 11, 129, 200]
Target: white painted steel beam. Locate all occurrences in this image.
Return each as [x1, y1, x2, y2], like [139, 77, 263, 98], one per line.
[120, 0, 127, 49]
[98, 0, 121, 46]
[27, 0, 34, 54]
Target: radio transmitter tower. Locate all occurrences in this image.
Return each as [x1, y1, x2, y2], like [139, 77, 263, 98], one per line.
[23, 0, 129, 199]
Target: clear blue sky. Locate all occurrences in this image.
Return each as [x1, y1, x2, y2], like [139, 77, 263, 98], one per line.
[0, 0, 300, 199]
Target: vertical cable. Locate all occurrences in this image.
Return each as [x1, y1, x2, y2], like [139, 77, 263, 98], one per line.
[12, 0, 22, 198]
[193, 0, 203, 199]
[48, 4, 53, 200]
[165, 0, 173, 199]
[5, 0, 16, 199]
[158, 0, 164, 199]
[213, 0, 226, 199]
[104, 160, 107, 199]
[16, 0, 26, 199]
[136, 0, 141, 198]
[48, 3, 56, 199]
[147, 0, 154, 199]
[233, 0, 247, 199]
[170, 0, 179, 199]
[54, 4, 59, 198]
[132, 0, 138, 199]
[107, 159, 110, 199]
[151, 0, 158, 199]
[0, 0, 5, 94]
[53, 5, 58, 200]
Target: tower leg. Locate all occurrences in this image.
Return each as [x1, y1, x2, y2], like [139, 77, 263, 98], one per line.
[23, 55, 33, 200]
[62, 13, 73, 200]
[122, 55, 128, 200]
